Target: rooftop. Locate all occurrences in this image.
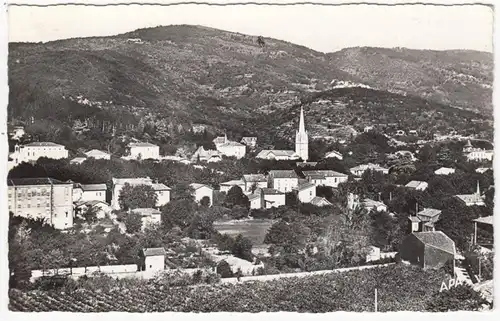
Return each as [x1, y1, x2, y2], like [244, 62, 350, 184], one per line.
[260, 188, 284, 195]
[85, 149, 110, 156]
[132, 208, 162, 216]
[8, 177, 70, 186]
[80, 183, 107, 191]
[23, 142, 64, 147]
[128, 142, 158, 147]
[219, 141, 245, 148]
[75, 200, 109, 207]
[257, 150, 298, 157]
[112, 177, 152, 185]
[310, 196, 333, 207]
[268, 170, 299, 179]
[220, 179, 245, 186]
[405, 180, 427, 188]
[417, 208, 442, 218]
[303, 170, 348, 178]
[473, 216, 493, 226]
[143, 247, 167, 257]
[298, 181, 316, 191]
[243, 174, 267, 182]
[189, 183, 213, 190]
[413, 231, 455, 254]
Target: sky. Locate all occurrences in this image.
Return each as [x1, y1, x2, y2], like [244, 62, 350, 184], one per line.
[6, 2, 495, 53]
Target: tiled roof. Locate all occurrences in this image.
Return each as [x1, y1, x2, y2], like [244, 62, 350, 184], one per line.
[303, 170, 348, 178]
[7, 177, 70, 186]
[143, 247, 166, 256]
[190, 183, 212, 190]
[81, 184, 107, 191]
[152, 183, 171, 191]
[268, 170, 299, 179]
[132, 208, 162, 216]
[219, 141, 245, 148]
[70, 157, 87, 163]
[128, 142, 158, 147]
[248, 193, 261, 201]
[417, 208, 442, 218]
[23, 142, 64, 147]
[310, 196, 332, 207]
[257, 150, 298, 158]
[362, 199, 386, 208]
[408, 216, 421, 223]
[298, 181, 316, 191]
[221, 179, 245, 186]
[213, 137, 227, 144]
[413, 231, 455, 254]
[112, 177, 152, 185]
[75, 200, 109, 207]
[243, 174, 267, 182]
[305, 173, 326, 180]
[405, 180, 427, 188]
[261, 188, 284, 195]
[85, 149, 110, 156]
[473, 216, 493, 226]
[456, 194, 484, 205]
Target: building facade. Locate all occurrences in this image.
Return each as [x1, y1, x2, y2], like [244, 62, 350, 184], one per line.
[8, 178, 73, 230]
[242, 174, 268, 192]
[11, 142, 69, 165]
[297, 182, 316, 203]
[303, 170, 348, 188]
[85, 149, 111, 160]
[267, 170, 299, 193]
[73, 183, 107, 203]
[399, 231, 456, 270]
[127, 142, 160, 160]
[190, 183, 214, 206]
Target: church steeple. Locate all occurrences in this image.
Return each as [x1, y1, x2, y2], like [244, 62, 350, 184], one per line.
[476, 180, 481, 196]
[295, 107, 309, 161]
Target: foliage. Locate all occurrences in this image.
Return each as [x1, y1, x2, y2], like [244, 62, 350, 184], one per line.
[82, 206, 98, 224]
[216, 260, 234, 278]
[118, 183, 158, 211]
[224, 186, 250, 209]
[231, 235, 254, 262]
[426, 284, 488, 312]
[123, 212, 143, 234]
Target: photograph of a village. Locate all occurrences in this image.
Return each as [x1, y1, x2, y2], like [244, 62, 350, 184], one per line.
[4, 2, 495, 313]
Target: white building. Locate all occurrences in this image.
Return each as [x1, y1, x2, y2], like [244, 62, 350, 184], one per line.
[127, 142, 160, 160]
[142, 247, 166, 272]
[361, 199, 387, 212]
[267, 170, 299, 193]
[190, 183, 214, 206]
[405, 180, 428, 191]
[74, 200, 111, 220]
[85, 149, 111, 160]
[72, 183, 107, 203]
[132, 208, 162, 230]
[7, 178, 73, 230]
[11, 142, 69, 165]
[324, 150, 343, 160]
[310, 196, 333, 207]
[111, 177, 171, 210]
[455, 182, 486, 207]
[248, 193, 263, 209]
[297, 181, 316, 203]
[303, 170, 348, 188]
[466, 149, 494, 162]
[212, 134, 246, 159]
[350, 163, 389, 176]
[295, 107, 309, 161]
[434, 167, 455, 175]
[242, 174, 268, 192]
[476, 167, 492, 174]
[260, 188, 286, 208]
[255, 150, 300, 161]
[191, 146, 222, 163]
[219, 179, 246, 193]
[9, 126, 25, 140]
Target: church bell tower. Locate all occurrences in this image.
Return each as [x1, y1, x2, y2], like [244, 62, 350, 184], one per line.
[295, 107, 309, 161]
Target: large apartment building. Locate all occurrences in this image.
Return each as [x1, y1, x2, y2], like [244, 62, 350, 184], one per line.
[7, 178, 74, 230]
[10, 142, 69, 165]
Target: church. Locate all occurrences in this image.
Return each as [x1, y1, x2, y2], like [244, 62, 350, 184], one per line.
[256, 107, 309, 161]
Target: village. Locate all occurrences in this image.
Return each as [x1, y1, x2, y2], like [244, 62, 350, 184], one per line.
[6, 104, 494, 309]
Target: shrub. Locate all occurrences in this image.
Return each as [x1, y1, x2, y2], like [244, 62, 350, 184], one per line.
[216, 260, 234, 278]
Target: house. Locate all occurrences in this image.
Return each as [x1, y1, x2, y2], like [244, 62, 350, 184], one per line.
[11, 142, 69, 165]
[409, 208, 442, 232]
[9, 126, 25, 140]
[267, 170, 299, 193]
[473, 216, 493, 249]
[248, 193, 262, 209]
[455, 181, 485, 207]
[310, 196, 333, 207]
[476, 167, 492, 174]
[7, 178, 73, 230]
[361, 199, 387, 212]
[70, 157, 87, 165]
[126, 142, 160, 160]
[242, 174, 268, 192]
[219, 179, 246, 193]
[302, 170, 348, 188]
[191, 146, 222, 163]
[217, 141, 246, 159]
[466, 149, 494, 162]
[141, 247, 166, 272]
[259, 188, 286, 208]
[213, 135, 228, 147]
[296, 181, 316, 203]
[408, 130, 418, 136]
[241, 137, 257, 148]
[255, 150, 300, 161]
[463, 140, 474, 153]
[111, 177, 171, 210]
[405, 180, 428, 191]
[399, 231, 456, 270]
[85, 149, 111, 160]
[190, 183, 214, 206]
[131, 208, 162, 229]
[434, 167, 455, 175]
[72, 183, 107, 203]
[74, 200, 111, 220]
[296, 161, 318, 168]
[350, 163, 389, 176]
[324, 150, 343, 160]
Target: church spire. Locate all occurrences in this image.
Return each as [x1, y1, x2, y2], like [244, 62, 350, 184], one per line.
[299, 107, 306, 133]
[476, 180, 481, 196]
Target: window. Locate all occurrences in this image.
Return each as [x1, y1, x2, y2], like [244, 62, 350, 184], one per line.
[37, 204, 41, 208]
[27, 204, 30, 208]
[8, 192, 11, 198]
[310, 191, 313, 196]
[66, 212, 68, 217]
[18, 204, 21, 208]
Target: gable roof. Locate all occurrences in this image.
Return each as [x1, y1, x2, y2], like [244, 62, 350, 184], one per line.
[310, 196, 333, 207]
[473, 216, 493, 226]
[303, 170, 348, 178]
[143, 247, 166, 256]
[243, 174, 267, 182]
[412, 231, 455, 255]
[405, 180, 427, 189]
[298, 181, 316, 191]
[257, 150, 298, 158]
[128, 142, 158, 148]
[152, 183, 171, 191]
[260, 188, 284, 195]
[189, 183, 213, 190]
[241, 137, 257, 143]
[85, 149, 110, 156]
[268, 170, 299, 179]
[81, 184, 107, 191]
[75, 200, 110, 207]
[417, 208, 442, 218]
[219, 141, 245, 148]
[23, 142, 64, 147]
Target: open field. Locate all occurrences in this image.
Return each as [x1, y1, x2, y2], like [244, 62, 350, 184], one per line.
[213, 218, 275, 246]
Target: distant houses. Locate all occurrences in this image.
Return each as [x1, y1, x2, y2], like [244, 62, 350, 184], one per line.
[131, 208, 162, 230]
[405, 180, 428, 191]
[350, 163, 389, 176]
[455, 182, 485, 207]
[72, 183, 107, 203]
[240, 137, 257, 148]
[256, 150, 300, 161]
[249, 188, 286, 209]
[242, 174, 268, 192]
[85, 149, 111, 160]
[213, 135, 246, 159]
[434, 167, 455, 176]
[324, 150, 343, 160]
[463, 140, 494, 162]
[267, 170, 299, 193]
[409, 208, 442, 232]
[191, 146, 222, 163]
[302, 170, 348, 188]
[296, 181, 316, 203]
[219, 179, 246, 193]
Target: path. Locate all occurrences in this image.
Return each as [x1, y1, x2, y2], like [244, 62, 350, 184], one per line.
[221, 263, 396, 284]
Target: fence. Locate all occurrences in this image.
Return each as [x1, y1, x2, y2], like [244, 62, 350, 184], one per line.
[31, 264, 138, 282]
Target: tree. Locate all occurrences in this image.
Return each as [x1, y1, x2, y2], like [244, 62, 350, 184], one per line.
[82, 206, 98, 224]
[118, 183, 158, 211]
[231, 234, 253, 261]
[426, 285, 488, 312]
[256, 36, 266, 48]
[161, 199, 198, 230]
[200, 196, 211, 207]
[123, 212, 143, 234]
[224, 186, 249, 208]
[216, 260, 234, 278]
